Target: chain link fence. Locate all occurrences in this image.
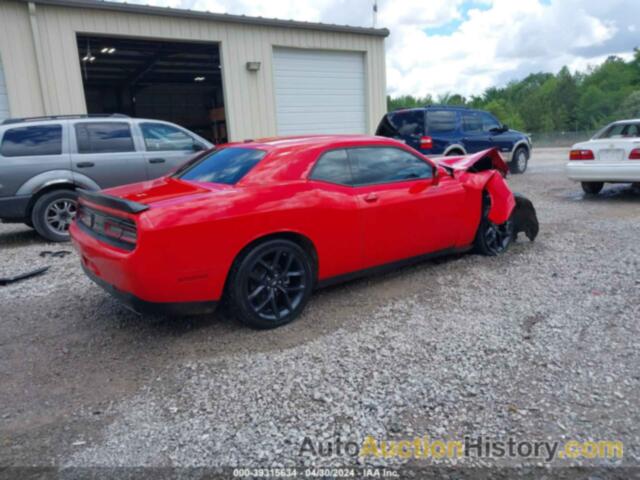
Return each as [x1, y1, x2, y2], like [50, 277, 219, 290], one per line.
[529, 131, 597, 148]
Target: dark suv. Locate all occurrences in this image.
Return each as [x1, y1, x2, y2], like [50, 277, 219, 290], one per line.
[376, 106, 532, 173]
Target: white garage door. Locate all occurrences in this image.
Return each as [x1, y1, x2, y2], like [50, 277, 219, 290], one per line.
[0, 57, 9, 123]
[273, 48, 366, 135]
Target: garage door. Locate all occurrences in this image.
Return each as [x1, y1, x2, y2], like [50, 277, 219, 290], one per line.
[0, 57, 9, 122]
[273, 48, 366, 135]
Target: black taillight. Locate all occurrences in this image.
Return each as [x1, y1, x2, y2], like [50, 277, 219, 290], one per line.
[77, 204, 137, 251]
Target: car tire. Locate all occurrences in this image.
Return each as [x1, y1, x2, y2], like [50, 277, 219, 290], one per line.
[474, 192, 514, 256]
[31, 189, 78, 242]
[226, 239, 314, 329]
[581, 182, 604, 195]
[510, 147, 529, 174]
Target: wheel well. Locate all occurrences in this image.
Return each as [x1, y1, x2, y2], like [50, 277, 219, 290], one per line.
[445, 148, 465, 156]
[229, 231, 319, 284]
[514, 144, 529, 155]
[26, 184, 76, 220]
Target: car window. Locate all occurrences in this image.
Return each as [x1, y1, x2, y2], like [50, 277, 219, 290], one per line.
[0, 125, 62, 157]
[480, 112, 501, 132]
[462, 112, 483, 133]
[598, 123, 640, 138]
[349, 147, 432, 186]
[310, 149, 352, 185]
[376, 110, 424, 137]
[75, 122, 135, 154]
[178, 147, 266, 185]
[426, 110, 457, 133]
[140, 122, 198, 151]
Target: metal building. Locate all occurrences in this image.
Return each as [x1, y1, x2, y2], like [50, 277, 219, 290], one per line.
[0, 0, 388, 142]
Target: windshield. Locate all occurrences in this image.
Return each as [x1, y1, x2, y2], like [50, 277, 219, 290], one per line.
[177, 147, 266, 185]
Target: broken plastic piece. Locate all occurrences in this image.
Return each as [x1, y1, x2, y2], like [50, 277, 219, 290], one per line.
[0, 266, 50, 286]
[39, 250, 72, 258]
[511, 193, 539, 241]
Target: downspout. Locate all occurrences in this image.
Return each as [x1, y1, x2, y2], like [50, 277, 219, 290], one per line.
[27, 2, 49, 115]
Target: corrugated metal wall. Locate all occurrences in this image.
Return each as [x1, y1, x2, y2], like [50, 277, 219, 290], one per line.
[0, 56, 11, 122]
[0, 0, 387, 141]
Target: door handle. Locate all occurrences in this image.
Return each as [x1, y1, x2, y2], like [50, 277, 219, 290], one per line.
[148, 158, 166, 164]
[76, 162, 94, 168]
[363, 193, 379, 203]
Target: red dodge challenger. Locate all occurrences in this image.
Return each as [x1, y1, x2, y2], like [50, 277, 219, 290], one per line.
[70, 135, 538, 328]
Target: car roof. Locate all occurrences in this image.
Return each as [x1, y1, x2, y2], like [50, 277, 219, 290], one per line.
[225, 135, 399, 152]
[609, 119, 640, 124]
[390, 105, 484, 114]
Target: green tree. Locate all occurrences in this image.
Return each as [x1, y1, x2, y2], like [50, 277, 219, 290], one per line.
[386, 48, 640, 133]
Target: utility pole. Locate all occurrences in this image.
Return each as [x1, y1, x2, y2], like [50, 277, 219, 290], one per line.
[372, 0, 378, 28]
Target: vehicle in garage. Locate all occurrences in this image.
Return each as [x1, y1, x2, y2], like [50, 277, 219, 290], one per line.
[0, 114, 211, 241]
[70, 135, 538, 329]
[375, 106, 532, 174]
[566, 119, 640, 195]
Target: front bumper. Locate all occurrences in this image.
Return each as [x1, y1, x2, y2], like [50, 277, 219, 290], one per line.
[566, 162, 640, 182]
[82, 263, 217, 316]
[0, 195, 31, 221]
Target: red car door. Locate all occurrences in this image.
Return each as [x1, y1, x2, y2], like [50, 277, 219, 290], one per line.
[348, 146, 465, 269]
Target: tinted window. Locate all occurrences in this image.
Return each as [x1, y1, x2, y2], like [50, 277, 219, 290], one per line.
[376, 110, 425, 137]
[462, 112, 483, 133]
[141, 122, 197, 151]
[598, 123, 640, 138]
[178, 147, 265, 185]
[311, 149, 352, 185]
[0, 125, 62, 157]
[480, 112, 501, 132]
[75, 122, 135, 154]
[349, 147, 432, 186]
[426, 110, 457, 133]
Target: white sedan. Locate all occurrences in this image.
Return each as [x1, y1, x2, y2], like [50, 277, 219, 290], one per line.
[566, 119, 640, 194]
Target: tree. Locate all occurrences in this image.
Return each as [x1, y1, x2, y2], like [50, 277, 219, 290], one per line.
[617, 91, 640, 118]
[386, 48, 640, 133]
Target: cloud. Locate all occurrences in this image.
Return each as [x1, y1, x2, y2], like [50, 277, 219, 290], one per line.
[111, 0, 639, 98]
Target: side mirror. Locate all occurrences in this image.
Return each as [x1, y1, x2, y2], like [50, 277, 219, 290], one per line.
[192, 143, 205, 152]
[501, 124, 509, 132]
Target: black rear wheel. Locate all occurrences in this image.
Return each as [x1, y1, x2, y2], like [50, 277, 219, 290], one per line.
[581, 181, 604, 195]
[226, 239, 313, 329]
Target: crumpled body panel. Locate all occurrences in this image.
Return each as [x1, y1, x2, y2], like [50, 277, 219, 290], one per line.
[436, 148, 516, 225]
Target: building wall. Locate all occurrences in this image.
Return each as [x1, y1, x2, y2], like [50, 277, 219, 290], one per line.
[0, 0, 387, 141]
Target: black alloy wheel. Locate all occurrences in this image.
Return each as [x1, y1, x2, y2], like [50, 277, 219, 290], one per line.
[479, 219, 514, 256]
[227, 239, 313, 328]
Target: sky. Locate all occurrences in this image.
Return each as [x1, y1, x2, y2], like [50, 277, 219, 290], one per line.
[112, 0, 640, 99]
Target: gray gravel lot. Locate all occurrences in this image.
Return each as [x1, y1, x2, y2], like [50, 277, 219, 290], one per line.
[1, 148, 639, 474]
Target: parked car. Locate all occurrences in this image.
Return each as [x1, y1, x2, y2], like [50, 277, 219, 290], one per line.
[70, 135, 539, 329]
[375, 105, 532, 174]
[0, 114, 212, 241]
[566, 119, 640, 194]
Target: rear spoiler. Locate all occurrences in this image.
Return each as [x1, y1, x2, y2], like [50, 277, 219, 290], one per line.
[77, 189, 149, 214]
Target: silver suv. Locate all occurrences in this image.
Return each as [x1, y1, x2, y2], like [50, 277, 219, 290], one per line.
[0, 114, 212, 241]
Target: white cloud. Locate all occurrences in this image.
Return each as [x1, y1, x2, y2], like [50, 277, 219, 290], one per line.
[112, 0, 639, 98]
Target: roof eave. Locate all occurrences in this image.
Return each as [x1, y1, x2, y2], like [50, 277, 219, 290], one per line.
[22, 0, 390, 37]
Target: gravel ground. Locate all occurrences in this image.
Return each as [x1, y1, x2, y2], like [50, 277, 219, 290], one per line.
[1, 148, 639, 476]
